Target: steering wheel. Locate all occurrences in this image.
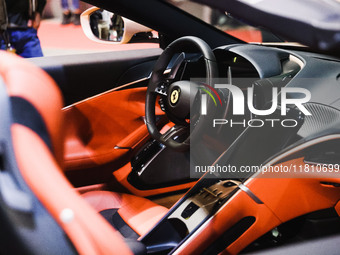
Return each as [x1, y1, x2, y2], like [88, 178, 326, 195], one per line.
[145, 36, 218, 151]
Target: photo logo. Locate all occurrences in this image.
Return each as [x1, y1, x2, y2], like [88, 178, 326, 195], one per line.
[199, 83, 223, 115]
[201, 84, 311, 116]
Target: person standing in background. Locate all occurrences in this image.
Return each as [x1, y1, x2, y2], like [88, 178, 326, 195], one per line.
[0, 0, 10, 51]
[0, 0, 46, 58]
[61, 0, 81, 25]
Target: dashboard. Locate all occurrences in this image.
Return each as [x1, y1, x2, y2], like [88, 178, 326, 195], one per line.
[139, 44, 340, 254]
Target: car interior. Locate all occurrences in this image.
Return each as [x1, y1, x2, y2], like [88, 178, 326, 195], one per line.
[1, 0, 340, 255]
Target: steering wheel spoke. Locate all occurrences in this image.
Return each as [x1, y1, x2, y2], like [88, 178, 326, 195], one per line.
[167, 52, 186, 80]
[154, 82, 168, 96]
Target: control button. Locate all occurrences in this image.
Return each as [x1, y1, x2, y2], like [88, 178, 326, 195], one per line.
[159, 97, 166, 111]
[181, 202, 199, 219]
[223, 181, 237, 187]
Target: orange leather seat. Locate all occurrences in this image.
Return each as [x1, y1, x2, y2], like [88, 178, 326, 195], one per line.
[0, 51, 167, 254]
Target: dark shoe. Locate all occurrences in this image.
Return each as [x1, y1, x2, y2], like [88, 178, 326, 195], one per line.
[62, 12, 72, 25]
[72, 13, 81, 26]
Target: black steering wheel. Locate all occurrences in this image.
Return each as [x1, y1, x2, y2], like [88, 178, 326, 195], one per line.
[145, 36, 218, 151]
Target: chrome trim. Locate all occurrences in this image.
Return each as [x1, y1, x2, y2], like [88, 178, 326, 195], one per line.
[257, 42, 306, 48]
[114, 146, 132, 151]
[289, 54, 305, 69]
[137, 144, 166, 176]
[238, 183, 263, 204]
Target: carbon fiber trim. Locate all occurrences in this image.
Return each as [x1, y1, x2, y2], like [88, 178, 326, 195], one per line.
[298, 103, 340, 138]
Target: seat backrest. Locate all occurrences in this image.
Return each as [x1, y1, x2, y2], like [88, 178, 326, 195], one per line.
[0, 51, 133, 255]
[0, 51, 65, 165]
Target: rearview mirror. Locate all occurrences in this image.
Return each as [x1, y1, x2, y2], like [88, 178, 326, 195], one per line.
[80, 7, 153, 44]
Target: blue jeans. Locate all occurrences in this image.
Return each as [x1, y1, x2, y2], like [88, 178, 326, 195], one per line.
[0, 28, 43, 58]
[62, 0, 80, 11]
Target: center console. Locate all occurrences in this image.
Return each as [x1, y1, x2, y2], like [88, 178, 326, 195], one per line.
[127, 139, 193, 190]
[138, 106, 304, 254]
[140, 178, 241, 254]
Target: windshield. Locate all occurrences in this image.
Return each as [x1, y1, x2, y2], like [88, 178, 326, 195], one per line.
[165, 0, 285, 43]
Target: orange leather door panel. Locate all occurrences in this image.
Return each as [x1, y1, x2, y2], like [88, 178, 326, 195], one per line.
[63, 87, 163, 172]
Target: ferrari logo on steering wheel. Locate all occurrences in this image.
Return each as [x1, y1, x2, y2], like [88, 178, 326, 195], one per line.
[170, 88, 180, 105]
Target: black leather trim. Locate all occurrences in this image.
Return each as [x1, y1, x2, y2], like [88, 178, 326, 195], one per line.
[100, 209, 146, 255]
[100, 209, 139, 239]
[10, 97, 52, 152]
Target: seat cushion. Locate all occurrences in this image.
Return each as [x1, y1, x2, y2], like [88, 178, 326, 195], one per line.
[83, 191, 168, 237]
